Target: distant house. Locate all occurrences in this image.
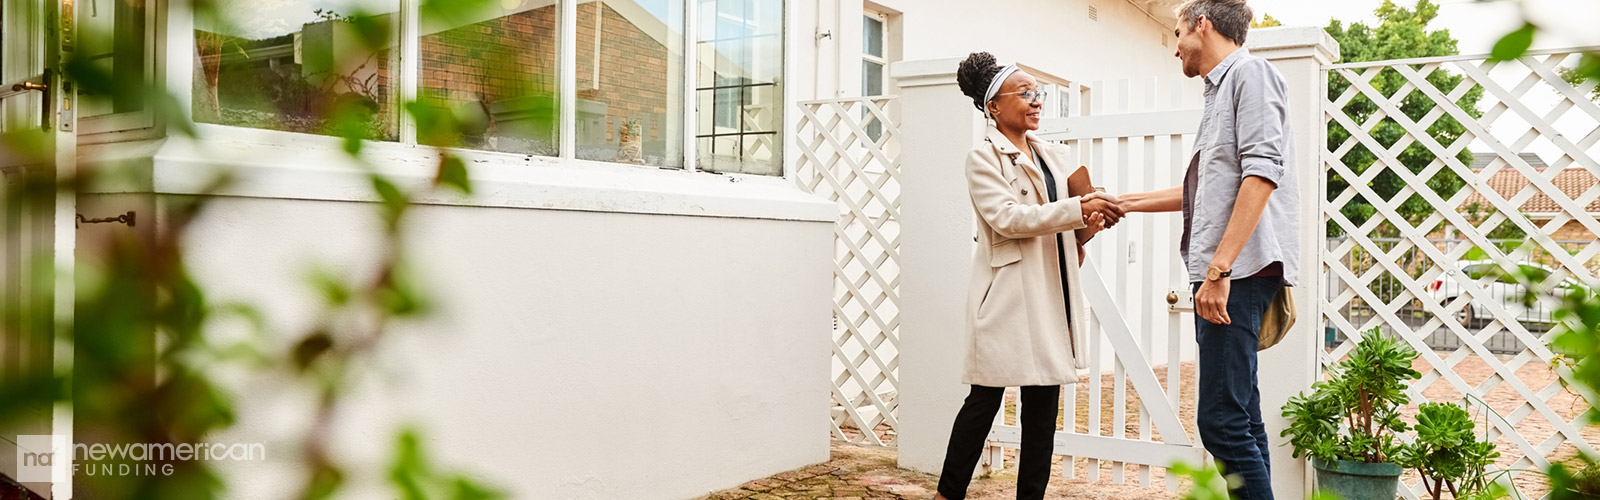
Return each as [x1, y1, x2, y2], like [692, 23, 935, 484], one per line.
[1459, 152, 1599, 241]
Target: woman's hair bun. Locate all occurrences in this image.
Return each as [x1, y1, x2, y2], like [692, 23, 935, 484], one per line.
[957, 52, 1003, 112]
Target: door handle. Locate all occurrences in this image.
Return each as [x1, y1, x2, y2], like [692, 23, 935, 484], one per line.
[0, 76, 49, 102]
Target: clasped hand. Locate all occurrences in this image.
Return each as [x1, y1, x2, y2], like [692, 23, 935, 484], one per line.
[1080, 191, 1126, 229]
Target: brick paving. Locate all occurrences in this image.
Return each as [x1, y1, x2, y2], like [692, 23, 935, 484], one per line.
[705, 350, 1598, 500]
[694, 442, 1183, 500]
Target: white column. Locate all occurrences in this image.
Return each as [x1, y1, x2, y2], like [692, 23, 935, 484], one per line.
[1245, 26, 1340, 499]
[889, 57, 982, 474]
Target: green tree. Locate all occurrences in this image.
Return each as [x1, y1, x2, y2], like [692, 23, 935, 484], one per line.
[1252, 14, 1283, 29]
[1558, 66, 1600, 102]
[1323, 0, 1484, 238]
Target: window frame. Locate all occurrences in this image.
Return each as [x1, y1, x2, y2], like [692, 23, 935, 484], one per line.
[692, 0, 786, 175]
[169, 0, 787, 176]
[76, 0, 162, 140]
[860, 11, 885, 98]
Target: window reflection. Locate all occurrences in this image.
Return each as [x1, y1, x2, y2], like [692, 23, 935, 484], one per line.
[695, 0, 783, 176]
[194, 0, 398, 140]
[573, 0, 685, 167]
[417, 0, 560, 154]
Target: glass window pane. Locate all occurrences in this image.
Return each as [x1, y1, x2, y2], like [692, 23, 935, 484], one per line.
[1059, 85, 1073, 117]
[195, 0, 400, 140]
[573, 0, 685, 167]
[862, 60, 883, 97]
[80, 0, 145, 117]
[713, 85, 740, 129]
[862, 60, 884, 142]
[695, 0, 783, 176]
[416, 0, 560, 155]
[2, 0, 43, 132]
[748, 33, 782, 84]
[714, 39, 747, 84]
[862, 15, 882, 58]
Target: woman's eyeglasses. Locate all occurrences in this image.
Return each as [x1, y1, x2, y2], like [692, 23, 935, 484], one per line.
[996, 89, 1049, 104]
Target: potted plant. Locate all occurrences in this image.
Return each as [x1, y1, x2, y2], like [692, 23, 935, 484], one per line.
[1282, 333, 1420, 499]
[1393, 402, 1501, 500]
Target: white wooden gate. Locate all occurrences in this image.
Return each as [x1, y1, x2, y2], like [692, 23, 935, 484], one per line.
[1322, 47, 1600, 499]
[795, 96, 903, 446]
[981, 78, 1207, 489]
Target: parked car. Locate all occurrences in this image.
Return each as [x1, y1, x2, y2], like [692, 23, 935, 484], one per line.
[1428, 261, 1580, 327]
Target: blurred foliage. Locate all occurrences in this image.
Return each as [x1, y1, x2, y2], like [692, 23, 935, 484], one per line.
[1168, 461, 1238, 500]
[0, 0, 507, 498]
[1168, 459, 1342, 500]
[1489, 7, 1600, 496]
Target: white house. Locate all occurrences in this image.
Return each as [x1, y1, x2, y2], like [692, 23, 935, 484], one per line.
[1, 0, 1207, 498]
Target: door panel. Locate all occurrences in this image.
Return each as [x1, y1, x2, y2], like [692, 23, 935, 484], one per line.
[0, 0, 75, 497]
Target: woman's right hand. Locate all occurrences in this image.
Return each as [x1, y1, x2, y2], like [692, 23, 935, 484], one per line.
[1080, 192, 1125, 228]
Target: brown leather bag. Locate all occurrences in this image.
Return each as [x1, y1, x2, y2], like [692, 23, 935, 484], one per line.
[1258, 287, 1297, 351]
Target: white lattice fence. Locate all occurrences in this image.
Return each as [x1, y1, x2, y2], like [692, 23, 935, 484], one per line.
[1323, 47, 1600, 499]
[795, 96, 902, 446]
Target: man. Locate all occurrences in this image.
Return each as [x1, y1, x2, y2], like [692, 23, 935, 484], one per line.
[1118, 1, 1299, 499]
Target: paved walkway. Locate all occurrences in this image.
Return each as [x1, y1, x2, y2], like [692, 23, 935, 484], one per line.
[694, 442, 1180, 500]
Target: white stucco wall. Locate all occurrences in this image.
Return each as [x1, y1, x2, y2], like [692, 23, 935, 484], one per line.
[800, 0, 1193, 101]
[145, 193, 835, 499]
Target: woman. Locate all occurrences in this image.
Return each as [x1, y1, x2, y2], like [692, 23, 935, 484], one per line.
[933, 52, 1123, 500]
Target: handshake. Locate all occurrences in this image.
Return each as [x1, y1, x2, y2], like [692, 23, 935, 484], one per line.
[1079, 191, 1127, 233]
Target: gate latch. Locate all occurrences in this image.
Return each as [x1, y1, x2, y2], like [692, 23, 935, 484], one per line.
[76, 211, 135, 228]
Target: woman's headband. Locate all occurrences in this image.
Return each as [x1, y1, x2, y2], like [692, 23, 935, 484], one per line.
[982, 64, 1020, 120]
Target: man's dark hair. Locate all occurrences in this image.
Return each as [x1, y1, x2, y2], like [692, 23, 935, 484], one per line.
[1178, 0, 1253, 46]
[956, 52, 1004, 112]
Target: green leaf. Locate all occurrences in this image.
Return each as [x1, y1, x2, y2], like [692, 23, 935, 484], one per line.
[376, 265, 431, 317]
[293, 332, 335, 371]
[310, 269, 353, 306]
[1491, 23, 1536, 61]
[436, 155, 473, 195]
[449, 476, 507, 500]
[348, 11, 393, 51]
[304, 465, 347, 500]
[390, 429, 431, 500]
[370, 174, 411, 228]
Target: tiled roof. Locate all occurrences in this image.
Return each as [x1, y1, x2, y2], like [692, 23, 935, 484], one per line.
[1459, 153, 1600, 215]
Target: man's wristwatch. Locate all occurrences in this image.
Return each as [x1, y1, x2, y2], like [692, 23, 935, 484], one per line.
[1206, 265, 1233, 282]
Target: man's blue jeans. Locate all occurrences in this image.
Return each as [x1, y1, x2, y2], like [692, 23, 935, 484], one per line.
[1193, 276, 1282, 500]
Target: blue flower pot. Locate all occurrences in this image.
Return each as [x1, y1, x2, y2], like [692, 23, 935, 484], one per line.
[1313, 458, 1402, 500]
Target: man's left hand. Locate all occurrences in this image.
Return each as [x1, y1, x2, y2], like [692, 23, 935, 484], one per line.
[1196, 277, 1232, 325]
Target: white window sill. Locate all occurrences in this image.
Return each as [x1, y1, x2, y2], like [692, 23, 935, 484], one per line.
[78, 125, 838, 224]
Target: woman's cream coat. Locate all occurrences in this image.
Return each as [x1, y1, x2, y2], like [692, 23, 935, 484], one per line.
[963, 126, 1092, 387]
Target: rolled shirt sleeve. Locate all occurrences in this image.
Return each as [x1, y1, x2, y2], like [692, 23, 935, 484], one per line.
[1185, 48, 1300, 286]
[1233, 59, 1290, 187]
